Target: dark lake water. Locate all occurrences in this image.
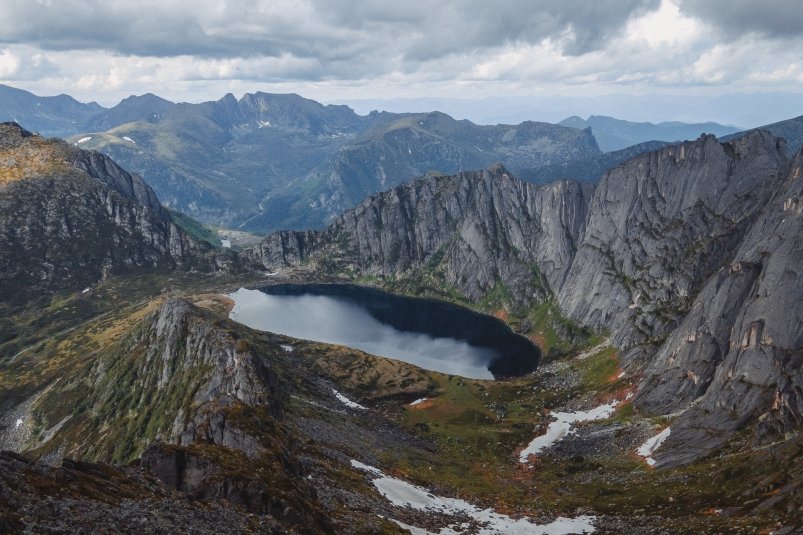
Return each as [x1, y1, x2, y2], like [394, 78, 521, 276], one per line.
[229, 284, 540, 380]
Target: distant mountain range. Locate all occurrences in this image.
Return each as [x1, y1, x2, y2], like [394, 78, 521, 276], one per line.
[0, 84, 103, 137]
[558, 115, 741, 152]
[0, 85, 601, 231]
[1, 84, 798, 233]
[722, 114, 803, 155]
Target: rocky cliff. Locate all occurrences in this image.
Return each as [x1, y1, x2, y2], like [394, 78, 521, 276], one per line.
[636, 148, 802, 466]
[0, 122, 209, 302]
[249, 164, 593, 302]
[247, 130, 801, 466]
[558, 131, 788, 350]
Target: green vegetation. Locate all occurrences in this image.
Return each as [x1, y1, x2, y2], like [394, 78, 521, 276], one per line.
[576, 346, 619, 390]
[168, 208, 220, 246]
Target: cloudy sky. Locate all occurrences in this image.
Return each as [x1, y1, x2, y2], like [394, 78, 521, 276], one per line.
[1, 0, 801, 126]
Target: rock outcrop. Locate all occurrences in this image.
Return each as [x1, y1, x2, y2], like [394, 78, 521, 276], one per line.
[0, 450, 260, 534]
[2, 297, 333, 531]
[0, 122, 208, 301]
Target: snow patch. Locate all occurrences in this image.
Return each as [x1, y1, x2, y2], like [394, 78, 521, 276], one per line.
[280, 344, 294, 353]
[258, 120, 271, 128]
[221, 239, 232, 248]
[519, 402, 619, 463]
[15, 418, 23, 429]
[333, 389, 367, 410]
[409, 398, 428, 406]
[122, 136, 136, 143]
[82, 287, 91, 294]
[351, 459, 382, 476]
[637, 427, 671, 466]
[351, 460, 596, 534]
[76, 137, 91, 144]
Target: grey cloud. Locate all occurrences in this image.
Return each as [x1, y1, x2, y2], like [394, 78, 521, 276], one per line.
[315, 0, 660, 59]
[0, 0, 659, 74]
[679, 0, 803, 38]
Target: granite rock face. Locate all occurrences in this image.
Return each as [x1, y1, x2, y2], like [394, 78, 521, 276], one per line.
[0, 122, 207, 301]
[249, 164, 594, 301]
[248, 131, 801, 466]
[639, 149, 803, 467]
[557, 131, 788, 350]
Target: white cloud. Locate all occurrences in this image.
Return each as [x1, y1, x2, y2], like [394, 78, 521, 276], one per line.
[0, 49, 20, 78]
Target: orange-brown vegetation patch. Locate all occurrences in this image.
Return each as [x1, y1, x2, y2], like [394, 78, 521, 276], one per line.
[529, 333, 545, 348]
[602, 384, 637, 404]
[0, 137, 71, 184]
[406, 398, 434, 410]
[493, 309, 509, 322]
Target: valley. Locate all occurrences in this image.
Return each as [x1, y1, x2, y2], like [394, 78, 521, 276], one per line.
[0, 94, 800, 533]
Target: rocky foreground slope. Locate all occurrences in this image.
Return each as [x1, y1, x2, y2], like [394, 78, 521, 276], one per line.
[247, 130, 802, 467]
[0, 122, 224, 302]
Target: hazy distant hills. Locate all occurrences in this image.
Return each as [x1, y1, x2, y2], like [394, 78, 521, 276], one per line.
[0, 84, 103, 137]
[2, 84, 796, 233]
[255, 111, 600, 230]
[559, 114, 741, 152]
[82, 93, 175, 132]
[518, 140, 672, 184]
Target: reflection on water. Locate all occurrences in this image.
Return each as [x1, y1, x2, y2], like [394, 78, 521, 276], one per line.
[229, 288, 497, 380]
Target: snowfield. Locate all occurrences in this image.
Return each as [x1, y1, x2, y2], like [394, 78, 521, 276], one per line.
[637, 427, 671, 466]
[519, 402, 619, 463]
[351, 460, 596, 534]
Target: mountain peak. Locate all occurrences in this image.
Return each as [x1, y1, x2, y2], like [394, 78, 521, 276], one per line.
[486, 162, 510, 176]
[0, 121, 35, 141]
